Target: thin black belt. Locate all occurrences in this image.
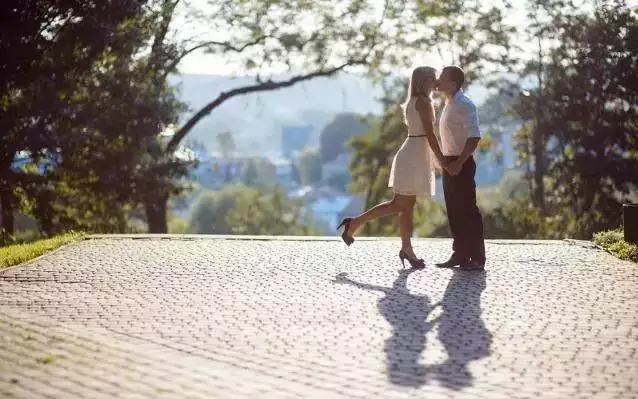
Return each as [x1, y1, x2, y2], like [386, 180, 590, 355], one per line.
[444, 155, 474, 161]
[408, 134, 426, 137]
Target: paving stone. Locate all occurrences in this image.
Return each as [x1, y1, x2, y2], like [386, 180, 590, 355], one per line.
[0, 236, 637, 398]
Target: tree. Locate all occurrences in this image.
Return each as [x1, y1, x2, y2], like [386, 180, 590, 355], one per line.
[151, 0, 519, 233]
[188, 186, 318, 235]
[0, 0, 160, 242]
[0, 1, 193, 242]
[226, 187, 318, 235]
[521, 0, 581, 215]
[136, 0, 410, 232]
[505, 0, 638, 239]
[241, 159, 259, 186]
[529, 1, 638, 237]
[319, 113, 370, 163]
[297, 149, 322, 186]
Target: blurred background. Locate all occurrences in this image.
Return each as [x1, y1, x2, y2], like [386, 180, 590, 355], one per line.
[1, 0, 636, 245]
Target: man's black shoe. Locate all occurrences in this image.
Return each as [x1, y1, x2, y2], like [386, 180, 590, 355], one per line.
[435, 255, 469, 268]
[460, 260, 485, 271]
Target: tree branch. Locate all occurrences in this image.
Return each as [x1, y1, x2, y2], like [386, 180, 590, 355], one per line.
[161, 36, 269, 80]
[165, 59, 367, 153]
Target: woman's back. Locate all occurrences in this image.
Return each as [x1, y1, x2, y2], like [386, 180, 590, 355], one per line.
[404, 97, 432, 135]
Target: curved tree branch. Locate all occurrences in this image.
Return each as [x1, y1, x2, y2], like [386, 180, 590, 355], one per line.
[161, 36, 270, 81]
[165, 59, 367, 153]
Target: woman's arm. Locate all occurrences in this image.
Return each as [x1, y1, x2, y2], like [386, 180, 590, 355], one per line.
[415, 97, 446, 167]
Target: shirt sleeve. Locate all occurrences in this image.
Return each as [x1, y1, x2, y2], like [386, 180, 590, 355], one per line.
[460, 102, 481, 138]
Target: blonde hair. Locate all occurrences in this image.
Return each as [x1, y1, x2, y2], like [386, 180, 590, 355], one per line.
[401, 66, 436, 122]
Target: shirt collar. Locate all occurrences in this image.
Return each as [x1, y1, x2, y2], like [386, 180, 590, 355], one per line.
[446, 89, 464, 104]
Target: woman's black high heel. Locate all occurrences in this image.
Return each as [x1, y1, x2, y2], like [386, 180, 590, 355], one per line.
[337, 218, 355, 246]
[399, 249, 425, 268]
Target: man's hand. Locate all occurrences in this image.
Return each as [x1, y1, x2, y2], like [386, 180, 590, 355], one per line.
[445, 160, 462, 176]
[435, 157, 448, 172]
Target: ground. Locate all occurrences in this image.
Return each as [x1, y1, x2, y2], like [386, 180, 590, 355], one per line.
[0, 235, 637, 398]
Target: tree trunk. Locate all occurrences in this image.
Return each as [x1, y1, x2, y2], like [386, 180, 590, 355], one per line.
[533, 123, 545, 215]
[534, 32, 546, 215]
[36, 190, 54, 237]
[0, 189, 15, 243]
[145, 194, 168, 233]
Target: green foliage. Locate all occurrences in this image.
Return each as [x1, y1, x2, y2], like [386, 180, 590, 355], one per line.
[226, 188, 319, 235]
[188, 186, 318, 235]
[1, 0, 518, 238]
[511, 1, 638, 239]
[167, 216, 189, 234]
[241, 159, 260, 186]
[594, 229, 638, 263]
[297, 149, 322, 186]
[0, 0, 192, 239]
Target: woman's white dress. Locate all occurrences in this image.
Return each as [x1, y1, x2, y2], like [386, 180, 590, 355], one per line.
[388, 98, 436, 197]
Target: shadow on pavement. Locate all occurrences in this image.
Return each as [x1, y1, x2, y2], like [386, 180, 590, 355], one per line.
[334, 268, 436, 387]
[333, 267, 491, 389]
[432, 269, 491, 390]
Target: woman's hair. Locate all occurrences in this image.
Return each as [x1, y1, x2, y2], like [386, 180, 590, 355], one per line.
[401, 66, 436, 122]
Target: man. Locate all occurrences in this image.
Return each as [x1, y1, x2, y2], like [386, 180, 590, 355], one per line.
[435, 65, 485, 270]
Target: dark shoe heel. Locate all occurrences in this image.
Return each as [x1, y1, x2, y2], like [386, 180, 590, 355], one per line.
[398, 249, 425, 269]
[337, 218, 354, 246]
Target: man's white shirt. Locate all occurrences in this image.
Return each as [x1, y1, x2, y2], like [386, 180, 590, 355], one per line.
[439, 90, 480, 156]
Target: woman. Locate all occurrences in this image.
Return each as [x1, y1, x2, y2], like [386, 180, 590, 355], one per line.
[337, 66, 446, 268]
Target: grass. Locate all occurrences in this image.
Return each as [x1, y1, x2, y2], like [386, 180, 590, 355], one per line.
[0, 231, 85, 269]
[593, 229, 638, 263]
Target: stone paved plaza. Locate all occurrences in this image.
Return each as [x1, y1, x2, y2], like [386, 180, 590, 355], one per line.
[0, 236, 637, 398]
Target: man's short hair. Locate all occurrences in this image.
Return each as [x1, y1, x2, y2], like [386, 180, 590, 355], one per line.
[442, 65, 465, 92]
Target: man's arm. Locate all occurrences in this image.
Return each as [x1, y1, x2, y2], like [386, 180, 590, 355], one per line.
[455, 137, 480, 167]
[448, 102, 481, 175]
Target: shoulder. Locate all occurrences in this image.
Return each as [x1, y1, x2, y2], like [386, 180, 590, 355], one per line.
[454, 96, 477, 114]
[457, 94, 476, 110]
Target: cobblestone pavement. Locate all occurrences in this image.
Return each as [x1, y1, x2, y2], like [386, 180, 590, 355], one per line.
[0, 236, 637, 398]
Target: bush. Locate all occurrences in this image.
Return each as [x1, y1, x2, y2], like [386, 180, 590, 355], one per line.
[593, 229, 638, 263]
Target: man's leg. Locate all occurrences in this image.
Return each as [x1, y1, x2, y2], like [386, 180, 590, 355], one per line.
[458, 157, 485, 266]
[438, 159, 469, 266]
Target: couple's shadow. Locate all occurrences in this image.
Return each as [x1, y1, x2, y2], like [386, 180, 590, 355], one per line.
[333, 267, 491, 389]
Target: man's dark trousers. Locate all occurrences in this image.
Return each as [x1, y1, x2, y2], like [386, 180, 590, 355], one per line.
[442, 155, 485, 264]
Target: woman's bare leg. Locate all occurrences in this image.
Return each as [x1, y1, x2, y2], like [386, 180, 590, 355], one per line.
[349, 195, 408, 235]
[399, 196, 417, 257]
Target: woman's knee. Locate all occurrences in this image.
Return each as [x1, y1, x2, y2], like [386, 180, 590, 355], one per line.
[395, 195, 416, 212]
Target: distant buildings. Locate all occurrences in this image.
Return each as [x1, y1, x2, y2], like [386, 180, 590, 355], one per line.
[281, 125, 312, 159]
[321, 152, 351, 182]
